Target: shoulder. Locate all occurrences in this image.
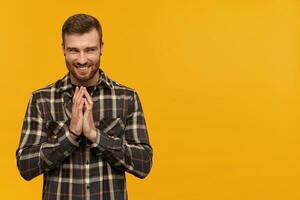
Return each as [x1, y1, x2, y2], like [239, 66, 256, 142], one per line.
[109, 79, 145, 106]
[30, 79, 61, 101]
[109, 79, 139, 98]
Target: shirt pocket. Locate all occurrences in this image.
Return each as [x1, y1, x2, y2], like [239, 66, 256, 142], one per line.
[43, 119, 71, 144]
[95, 117, 125, 137]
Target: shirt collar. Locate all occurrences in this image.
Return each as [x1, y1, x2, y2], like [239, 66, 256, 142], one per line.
[57, 68, 114, 93]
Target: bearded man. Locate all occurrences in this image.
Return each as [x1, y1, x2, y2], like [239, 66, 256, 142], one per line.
[16, 13, 153, 200]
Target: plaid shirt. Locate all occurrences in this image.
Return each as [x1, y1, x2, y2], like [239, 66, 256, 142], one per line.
[16, 68, 153, 200]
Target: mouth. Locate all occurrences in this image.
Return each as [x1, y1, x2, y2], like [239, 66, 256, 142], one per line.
[77, 66, 88, 69]
[75, 65, 90, 73]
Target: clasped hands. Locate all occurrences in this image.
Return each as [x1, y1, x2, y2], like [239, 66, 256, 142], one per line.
[69, 86, 97, 143]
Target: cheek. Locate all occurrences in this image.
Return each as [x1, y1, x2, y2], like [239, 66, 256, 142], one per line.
[88, 54, 100, 63]
[65, 56, 76, 64]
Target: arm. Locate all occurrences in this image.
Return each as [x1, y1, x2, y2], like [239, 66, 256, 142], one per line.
[16, 93, 80, 181]
[91, 91, 153, 179]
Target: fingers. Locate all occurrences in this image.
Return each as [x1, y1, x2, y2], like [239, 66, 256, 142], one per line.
[72, 86, 79, 101]
[70, 87, 85, 135]
[82, 88, 93, 110]
[71, 87, 86, 116]
[72, 86, 94, 112]
[74, 87, 85, 106]
[83, 98, 87, 111]
[78, 96, 85, 111]
[83, 98, 94, 122]
[73, 86, 83, 102]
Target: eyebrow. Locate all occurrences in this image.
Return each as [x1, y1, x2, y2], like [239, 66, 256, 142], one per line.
[86, 46, 98, 49]
[66, 46, 98, 50]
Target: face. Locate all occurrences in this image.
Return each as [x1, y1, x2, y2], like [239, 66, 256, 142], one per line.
[62, 28, 103, 85]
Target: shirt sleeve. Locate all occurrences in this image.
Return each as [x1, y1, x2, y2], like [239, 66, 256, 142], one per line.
[90, 90, 153, 179]
[16, 93, 81, 181]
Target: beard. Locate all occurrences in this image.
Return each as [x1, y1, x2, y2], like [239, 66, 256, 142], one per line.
[66, 59, 100, 84]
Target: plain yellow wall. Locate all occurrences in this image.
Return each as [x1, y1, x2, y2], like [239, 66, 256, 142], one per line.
[1, 0, 300, 199]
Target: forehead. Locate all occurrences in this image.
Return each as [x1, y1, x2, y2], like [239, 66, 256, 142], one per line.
[64, 28, 100, 48]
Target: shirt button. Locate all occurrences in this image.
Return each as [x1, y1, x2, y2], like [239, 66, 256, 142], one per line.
[87, 184, 90, 189]
[86, 160, 89, 165]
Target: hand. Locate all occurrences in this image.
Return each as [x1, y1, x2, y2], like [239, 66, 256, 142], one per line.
[82, 87, 97, 142]
[69, 86, 85, 137]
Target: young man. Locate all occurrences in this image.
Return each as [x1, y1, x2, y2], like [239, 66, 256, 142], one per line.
[16, 13, 153, 200]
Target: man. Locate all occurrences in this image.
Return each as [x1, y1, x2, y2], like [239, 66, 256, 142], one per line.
[16, 13, 153, 200]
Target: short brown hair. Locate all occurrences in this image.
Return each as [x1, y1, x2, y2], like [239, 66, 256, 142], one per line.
[62, 13, 103, 46]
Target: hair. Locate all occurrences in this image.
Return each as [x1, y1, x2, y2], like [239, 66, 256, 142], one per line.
[62, 13, 103, 46]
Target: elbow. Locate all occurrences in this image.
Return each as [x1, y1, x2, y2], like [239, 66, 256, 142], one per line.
[140, 146, 153, 179]
[16, 149, 43, 181]
[20, 172, 34, 181]
[17, 160, 37, 181]
[17, 165, 35, 181]
[134, 153, 153, 179]
[143, 159, 153, 179]
[123, 143, 154, 179]
[136, 171, 150, 179]
[134, 162, 153, 179]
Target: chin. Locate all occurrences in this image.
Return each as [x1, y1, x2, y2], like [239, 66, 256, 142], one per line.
[75, 74, 92, 82]
[68, 63, 99, 83]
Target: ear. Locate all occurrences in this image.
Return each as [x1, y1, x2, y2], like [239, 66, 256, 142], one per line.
[100, 42, 104, 56]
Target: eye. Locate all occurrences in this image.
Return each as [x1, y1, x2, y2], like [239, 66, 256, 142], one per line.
[87, 48, 97, 52]
[67, 48, 78, 53]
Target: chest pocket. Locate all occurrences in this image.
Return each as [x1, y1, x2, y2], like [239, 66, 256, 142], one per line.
[43, 119, 69, 144]
[95, 118, 125, 137]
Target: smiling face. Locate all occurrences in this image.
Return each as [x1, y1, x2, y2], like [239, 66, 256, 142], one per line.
[62, 28, 103, 86]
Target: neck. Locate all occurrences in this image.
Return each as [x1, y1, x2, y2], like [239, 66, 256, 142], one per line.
[70, 70, 99, 87]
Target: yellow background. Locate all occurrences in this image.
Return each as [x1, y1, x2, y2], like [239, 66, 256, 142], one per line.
[1, 0, 300, 199]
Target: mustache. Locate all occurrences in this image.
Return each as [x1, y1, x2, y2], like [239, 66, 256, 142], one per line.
[75, 63, 89, 68]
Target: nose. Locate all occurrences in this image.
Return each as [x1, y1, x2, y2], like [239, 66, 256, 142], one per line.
[76, 52, 88, 66]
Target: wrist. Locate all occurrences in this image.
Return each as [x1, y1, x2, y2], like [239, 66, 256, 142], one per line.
[69, 127, 80, 139]
[89, 129, 97, 143]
